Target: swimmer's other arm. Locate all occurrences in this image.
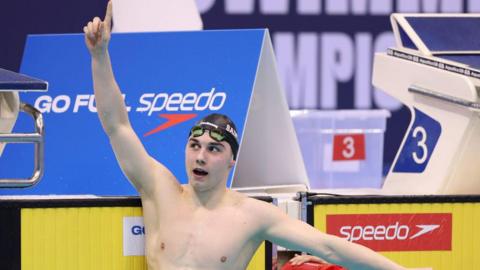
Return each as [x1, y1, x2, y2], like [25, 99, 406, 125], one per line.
[259, 203, 406, 270]
[83, 1, 180, 197]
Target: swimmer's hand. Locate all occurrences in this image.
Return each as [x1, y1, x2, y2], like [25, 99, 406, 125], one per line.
[289, 254, 327, 266]
[83, 1, 112, 57]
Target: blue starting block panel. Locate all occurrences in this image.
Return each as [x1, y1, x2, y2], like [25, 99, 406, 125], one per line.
[398, 16, 480, 70]
[0, 68, 48, 91]
[400, 16, 480, 52]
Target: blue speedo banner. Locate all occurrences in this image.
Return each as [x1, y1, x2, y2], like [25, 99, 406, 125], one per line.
[0, 29, 265, 195]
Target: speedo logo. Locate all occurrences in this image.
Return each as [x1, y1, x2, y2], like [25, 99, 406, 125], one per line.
[137, 87, 226, 116]
[326, 213, 452, 251]
[339, 222, 440, 241]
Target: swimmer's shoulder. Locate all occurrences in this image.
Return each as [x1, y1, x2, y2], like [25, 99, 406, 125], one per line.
[227, 190, 278, 213]
[227, 189, 265, 203]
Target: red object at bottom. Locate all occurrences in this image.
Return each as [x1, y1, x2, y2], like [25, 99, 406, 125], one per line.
[281, 261, 346, 270]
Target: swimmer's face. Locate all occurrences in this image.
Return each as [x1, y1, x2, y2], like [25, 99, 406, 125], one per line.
[185, 133, 235, 192]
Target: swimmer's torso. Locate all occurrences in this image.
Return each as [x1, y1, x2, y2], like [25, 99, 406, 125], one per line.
[141, 188, 265, 270]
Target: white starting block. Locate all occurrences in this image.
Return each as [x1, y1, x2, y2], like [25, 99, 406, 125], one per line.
[373, 14, 480, 195]
[0, 67, 48, 187]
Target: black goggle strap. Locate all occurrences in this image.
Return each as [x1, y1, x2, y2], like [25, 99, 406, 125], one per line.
[226, 136, 239, 160]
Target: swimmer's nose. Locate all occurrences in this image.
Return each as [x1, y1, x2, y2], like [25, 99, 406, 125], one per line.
[195, 148, 207, 165]
[196, 158, 206, 166]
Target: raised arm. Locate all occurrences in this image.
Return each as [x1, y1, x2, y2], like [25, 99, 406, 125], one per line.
[83, 2, 180, 197]
[83, 2, 125, 136]
[258, 203, 405, 270]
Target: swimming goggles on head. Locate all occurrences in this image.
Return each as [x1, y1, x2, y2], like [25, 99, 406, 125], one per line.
[188, 122, 239, 160]
[189, 125, 226, 142]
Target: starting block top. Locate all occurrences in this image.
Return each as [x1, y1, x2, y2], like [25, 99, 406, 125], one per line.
[395, 15, 480, 52]
[389, 14, 480, 80]
[392, 14, 480, 69]
[0, 68, 48, 92]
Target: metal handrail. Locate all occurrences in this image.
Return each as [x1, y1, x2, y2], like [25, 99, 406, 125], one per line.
[408, 85, 480, 110]
[0, 103, 44, 187]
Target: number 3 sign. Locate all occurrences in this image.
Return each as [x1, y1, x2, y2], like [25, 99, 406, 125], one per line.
[333, 134, 366, 161]
[393, 108, 441, 173]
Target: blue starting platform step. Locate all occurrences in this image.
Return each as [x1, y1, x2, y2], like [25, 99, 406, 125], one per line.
[0, 68, 48, 91]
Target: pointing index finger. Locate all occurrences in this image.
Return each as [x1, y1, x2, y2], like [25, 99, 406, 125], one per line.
[104, 1, 113, 30]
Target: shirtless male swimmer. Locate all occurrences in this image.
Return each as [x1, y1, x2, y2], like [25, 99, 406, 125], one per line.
[83, 2, 406, 270]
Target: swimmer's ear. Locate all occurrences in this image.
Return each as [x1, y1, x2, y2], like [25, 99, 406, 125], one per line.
[229, 158, 235, 169]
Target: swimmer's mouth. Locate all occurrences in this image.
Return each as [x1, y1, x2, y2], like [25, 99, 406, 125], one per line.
[193, 168, 208, 176]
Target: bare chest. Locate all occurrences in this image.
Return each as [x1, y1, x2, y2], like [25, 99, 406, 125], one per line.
[147, 206, 262, 269]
